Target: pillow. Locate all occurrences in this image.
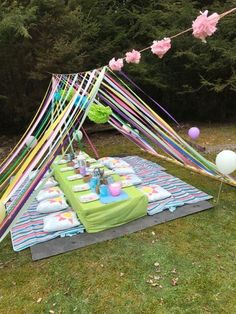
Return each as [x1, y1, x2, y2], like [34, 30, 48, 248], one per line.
[35, 177, 58, 190]
[36, 196, 69, 214]
[36, 187, 64, 202]
[139, 185, 171, 203]
[99, 157, 129, 169]
[114, 167, 135, 175]
[120, 174, 142, 185]
[43, 211, 80, 232]
[99, 157, 112, 164]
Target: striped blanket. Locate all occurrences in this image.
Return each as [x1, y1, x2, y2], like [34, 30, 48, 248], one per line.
[123, 156, 212, 215]
[11, 156, 211, 251]
[10, 181, 85, 252]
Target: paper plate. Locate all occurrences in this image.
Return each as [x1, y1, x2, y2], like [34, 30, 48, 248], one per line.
[57, 159, 67, 165]
[89, 163, 104, 169]
[86, 158, 97, 163]
[72, 183, 90, 192]
[121, 180, 133, 187]
[67, 174, 83, 181]
[60, 167, 74, 172]
[104, 170, 114, 176]
[79, 193, 99, 203]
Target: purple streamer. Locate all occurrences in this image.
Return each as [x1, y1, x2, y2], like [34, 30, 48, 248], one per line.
[120, 71, 180, 126]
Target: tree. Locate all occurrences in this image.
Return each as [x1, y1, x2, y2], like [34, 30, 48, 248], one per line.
[0, 0, 235, 132]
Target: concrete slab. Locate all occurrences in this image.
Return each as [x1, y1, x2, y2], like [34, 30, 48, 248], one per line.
[31, 200, 213, 261]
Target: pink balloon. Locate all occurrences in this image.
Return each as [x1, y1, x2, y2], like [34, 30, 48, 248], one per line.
[188, 127, 200, 140]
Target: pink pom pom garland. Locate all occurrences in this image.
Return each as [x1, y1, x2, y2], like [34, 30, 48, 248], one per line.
[151, 38, 172, 58]
[125, 49, 141, 64]
[108, 58, 124, 71]
[60, 7, 235, 74]
[192, 10, 220, 43]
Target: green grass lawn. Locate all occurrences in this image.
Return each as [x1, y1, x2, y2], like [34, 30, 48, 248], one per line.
[0, 125, 236, 314]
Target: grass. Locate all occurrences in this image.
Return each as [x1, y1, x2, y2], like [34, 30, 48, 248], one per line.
[0, 124, 236, 314]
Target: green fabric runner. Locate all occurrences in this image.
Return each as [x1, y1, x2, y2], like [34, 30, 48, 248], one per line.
[51, 159, 148, 233]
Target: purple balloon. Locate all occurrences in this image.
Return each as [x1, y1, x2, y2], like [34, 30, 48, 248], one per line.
[188, 127, 200, 140]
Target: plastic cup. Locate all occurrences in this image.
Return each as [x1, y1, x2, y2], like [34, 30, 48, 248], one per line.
[108, 182, 122, 196]
[99, 184, 109, 197]
[89, 177, 98, 191]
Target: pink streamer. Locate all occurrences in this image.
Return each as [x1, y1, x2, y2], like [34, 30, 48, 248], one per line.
[82, 127, 99, 159]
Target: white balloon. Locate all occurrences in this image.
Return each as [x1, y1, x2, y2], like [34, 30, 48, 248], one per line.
[25, 135, 38, 148]
[74, 130, 83, 141]
[215, 150, 236, 175]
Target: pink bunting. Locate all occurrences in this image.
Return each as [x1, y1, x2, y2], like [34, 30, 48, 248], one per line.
[109, 58, 124, 71]
[151, 38, 171, 58]
[192, 10, 220, 43]
[125, 49, 141, 64]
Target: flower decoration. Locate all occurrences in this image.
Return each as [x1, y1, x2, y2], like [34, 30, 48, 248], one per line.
[109, 58, 124, 71]
[125, 49, 141, 64]
[55, 212, 73, 224]
[88, 103, 113, 124]
[192, 10, 220, 43]
[151, 38, 171, 58]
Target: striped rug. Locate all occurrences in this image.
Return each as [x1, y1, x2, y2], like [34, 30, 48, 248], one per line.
[10, 180, 85, 252]
[11, 156, 212, 251]
[123, 156, 212, 215]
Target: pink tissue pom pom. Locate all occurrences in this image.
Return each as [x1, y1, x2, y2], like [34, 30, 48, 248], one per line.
[192, 10, 220, 43]
[125, 49, 141, 64]
[108, 58, 124, 71]
[151, 38, 171, 58]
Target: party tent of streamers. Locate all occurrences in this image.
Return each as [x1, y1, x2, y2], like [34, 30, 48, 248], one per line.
[0, 66, 235, 251]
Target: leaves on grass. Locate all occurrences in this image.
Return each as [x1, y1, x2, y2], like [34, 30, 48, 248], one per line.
[171, 278, 179, 286]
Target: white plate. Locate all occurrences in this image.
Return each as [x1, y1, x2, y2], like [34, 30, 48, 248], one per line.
[121, 180, 133, 187]
[72, 183, 90, 192]
[104, 170, 114, 176]
[86, 158, 97, 163]
[57, 159, 68, 165]
[79, 193, 99, 203]
[67, 174, 83, 181]
[89, 163, 104, 169]
[60, 167, 74, 172]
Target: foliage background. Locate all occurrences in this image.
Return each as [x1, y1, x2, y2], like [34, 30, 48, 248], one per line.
[0, 0, 235, 133]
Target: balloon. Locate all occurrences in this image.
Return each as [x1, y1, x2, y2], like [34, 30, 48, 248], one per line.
[188, 127, 200, 140]
[74, 130, 83, 141]
[215, 150, 236, 175]
[0, 201, 6, 224]
[25, 135, 38, 148]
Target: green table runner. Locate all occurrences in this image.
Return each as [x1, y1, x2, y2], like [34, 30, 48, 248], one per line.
[51, 159, 148, 233]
